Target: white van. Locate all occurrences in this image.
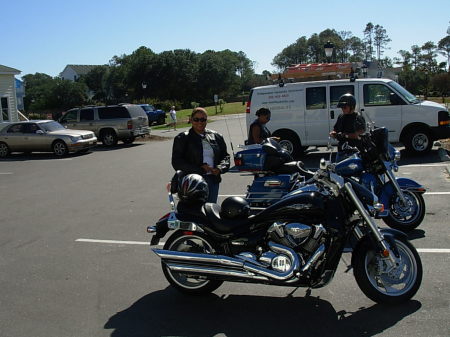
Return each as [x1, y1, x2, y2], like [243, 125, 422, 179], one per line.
[246, 78, 450, 156]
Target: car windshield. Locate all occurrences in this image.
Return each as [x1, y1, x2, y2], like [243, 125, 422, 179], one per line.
[40, 121, 66, 132]
[387, 81, 420, 104]
[141, 105, 155, 112]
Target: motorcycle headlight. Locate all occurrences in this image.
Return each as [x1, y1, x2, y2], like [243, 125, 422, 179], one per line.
[70, 136, 82, 142]
[394, 150, 401, 161]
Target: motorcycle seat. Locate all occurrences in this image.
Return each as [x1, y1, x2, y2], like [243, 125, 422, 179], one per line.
[203, 203, 252, 234]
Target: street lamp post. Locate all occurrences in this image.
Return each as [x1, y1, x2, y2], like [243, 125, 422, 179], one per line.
[324, 41, 334, 63]
[141, 82, 147, 103]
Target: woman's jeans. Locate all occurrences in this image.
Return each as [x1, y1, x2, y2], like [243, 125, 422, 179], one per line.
[203, 175, 220, 203]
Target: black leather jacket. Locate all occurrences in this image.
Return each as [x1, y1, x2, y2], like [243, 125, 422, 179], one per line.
[172, 128, 230, 183]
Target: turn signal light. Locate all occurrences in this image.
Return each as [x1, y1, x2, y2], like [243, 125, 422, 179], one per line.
[382, 249, 390, 257]
[439, 120, 449, 126]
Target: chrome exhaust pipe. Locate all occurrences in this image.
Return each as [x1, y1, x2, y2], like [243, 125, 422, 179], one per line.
[165, 263, 269, 281]
[153, 241, 301, 281]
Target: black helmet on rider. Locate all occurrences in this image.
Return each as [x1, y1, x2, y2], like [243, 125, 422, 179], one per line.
[337, 93, 356, 109]
[178, 174, 209, 202]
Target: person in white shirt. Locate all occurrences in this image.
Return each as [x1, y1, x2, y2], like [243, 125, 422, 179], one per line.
[169, 106, 177, 130]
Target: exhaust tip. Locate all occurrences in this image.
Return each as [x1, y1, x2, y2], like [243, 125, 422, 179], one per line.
[147, 225, 157, 233]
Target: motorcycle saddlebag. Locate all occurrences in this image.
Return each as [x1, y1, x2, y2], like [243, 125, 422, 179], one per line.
[234, 145, 266, 171]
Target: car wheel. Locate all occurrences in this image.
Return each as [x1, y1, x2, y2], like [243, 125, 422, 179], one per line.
[101, 130, 118, 146]
[157, 115, 166, 125]
[122, 137, 135, 144]
[404, 128, 432, 155]
[53, 140, 68, 157]
[0, 142, 10, 158]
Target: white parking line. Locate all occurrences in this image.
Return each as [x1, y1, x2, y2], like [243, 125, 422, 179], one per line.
[75, 238, 450, 253]
[0, 172, 13, 175]
[75, 238, 149, 245]
[425, 192, 450, 195]
[402, 164, 448, 167]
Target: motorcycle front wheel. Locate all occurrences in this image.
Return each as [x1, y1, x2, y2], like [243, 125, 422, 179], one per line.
[383, 190, 425, 232]
[161, 231, 223, 295]
[353, 236, 422, 304]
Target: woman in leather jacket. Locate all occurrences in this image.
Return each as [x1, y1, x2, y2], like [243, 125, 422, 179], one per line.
[171, 107, 230, 203]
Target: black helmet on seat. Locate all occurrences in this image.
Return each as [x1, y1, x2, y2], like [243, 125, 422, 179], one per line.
[337, 93, 356, 109]
[220, 196, 250, 219]
[178, 174, 209, 202]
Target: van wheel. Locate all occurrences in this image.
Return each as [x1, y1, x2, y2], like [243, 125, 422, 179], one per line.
[101, 130, 118, 146]
[278, 134, 303, 158]
[404, 128, 432, 155]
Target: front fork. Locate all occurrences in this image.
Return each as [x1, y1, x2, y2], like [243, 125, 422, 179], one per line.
[385, 167, 408, 205]
[344, 182, 398, 265]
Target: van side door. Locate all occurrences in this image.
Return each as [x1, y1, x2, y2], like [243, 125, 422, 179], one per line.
[359, 82, 403, 142]
[328, 84, 356, 138]
[304, 85, 328, 145]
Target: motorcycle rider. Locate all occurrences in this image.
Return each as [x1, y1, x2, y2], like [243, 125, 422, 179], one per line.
[329, 93, 366, 162]
[171, 107, 230, 203]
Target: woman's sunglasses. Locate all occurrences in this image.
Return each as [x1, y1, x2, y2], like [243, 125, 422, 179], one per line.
[192, 117, 207, 122]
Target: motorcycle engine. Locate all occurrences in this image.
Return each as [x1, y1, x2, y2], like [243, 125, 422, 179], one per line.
[268, 221, 326, 253]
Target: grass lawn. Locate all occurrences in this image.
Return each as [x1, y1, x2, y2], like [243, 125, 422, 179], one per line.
[153, 101, 247, 130]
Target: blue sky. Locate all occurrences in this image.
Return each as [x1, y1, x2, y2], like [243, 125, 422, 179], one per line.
[2, 0, 449, 79]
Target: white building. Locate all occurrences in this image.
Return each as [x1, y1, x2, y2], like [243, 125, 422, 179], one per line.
[60, 65, 101, 81]
[0, 65, 21, 123]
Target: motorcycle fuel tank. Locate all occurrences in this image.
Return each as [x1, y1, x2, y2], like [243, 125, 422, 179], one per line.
[335, 156, 364, 176]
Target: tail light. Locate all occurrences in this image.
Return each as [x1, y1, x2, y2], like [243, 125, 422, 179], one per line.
[438, 111, 449, 126]
[246, 101, 251, 113]
[234, 157, 243, 166]
[127, 120, 133, 129]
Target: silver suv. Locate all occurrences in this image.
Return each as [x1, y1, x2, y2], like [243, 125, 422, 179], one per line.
[59, 104, 149, 146]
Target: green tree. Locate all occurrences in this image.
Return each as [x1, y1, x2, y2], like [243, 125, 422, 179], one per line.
[431, 72, 450, 101]
[374, 24, 391, 61]
[363, 22, 375, 61]
[437, 36, 450, 72]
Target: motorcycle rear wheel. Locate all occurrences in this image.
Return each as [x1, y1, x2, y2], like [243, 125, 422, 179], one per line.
[353, 236, 422, 304]
[161, 231, 223, 295]
[382, 191, 425, 232]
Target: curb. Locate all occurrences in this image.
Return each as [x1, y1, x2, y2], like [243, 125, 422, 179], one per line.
[438, 147, 450, 162]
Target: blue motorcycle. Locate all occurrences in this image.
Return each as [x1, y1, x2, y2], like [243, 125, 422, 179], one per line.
[234, 127, 426, 232]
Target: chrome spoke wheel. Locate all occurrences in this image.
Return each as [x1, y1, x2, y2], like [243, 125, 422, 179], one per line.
[165, 235, 215, 290]
[390, 191, 420, 224]
[365, 241, 418, 297]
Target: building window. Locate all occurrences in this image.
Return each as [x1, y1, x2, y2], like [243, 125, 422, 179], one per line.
[1, 97, 9, 122]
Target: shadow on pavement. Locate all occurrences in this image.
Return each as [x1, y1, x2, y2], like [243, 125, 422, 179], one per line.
[105, 287, 421, 337]
[407, 229, 426, 241]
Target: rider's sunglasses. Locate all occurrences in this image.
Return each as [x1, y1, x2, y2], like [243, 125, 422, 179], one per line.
[192, 117, 207, 122]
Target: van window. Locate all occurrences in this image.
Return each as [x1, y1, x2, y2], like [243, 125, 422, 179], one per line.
[98, 106, 130, 119]
[330, 85, 354, 108]
[61, 110, 78, 123]
[80, 108, 94, 121]
[364, 84, 401, 106]
[306, 87, 326, 110]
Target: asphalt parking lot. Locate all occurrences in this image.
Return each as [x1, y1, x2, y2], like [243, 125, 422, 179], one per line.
[0, 114, 449, 337]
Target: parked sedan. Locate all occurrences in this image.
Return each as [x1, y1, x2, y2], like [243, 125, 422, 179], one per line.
[0, 120, 97, 157]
